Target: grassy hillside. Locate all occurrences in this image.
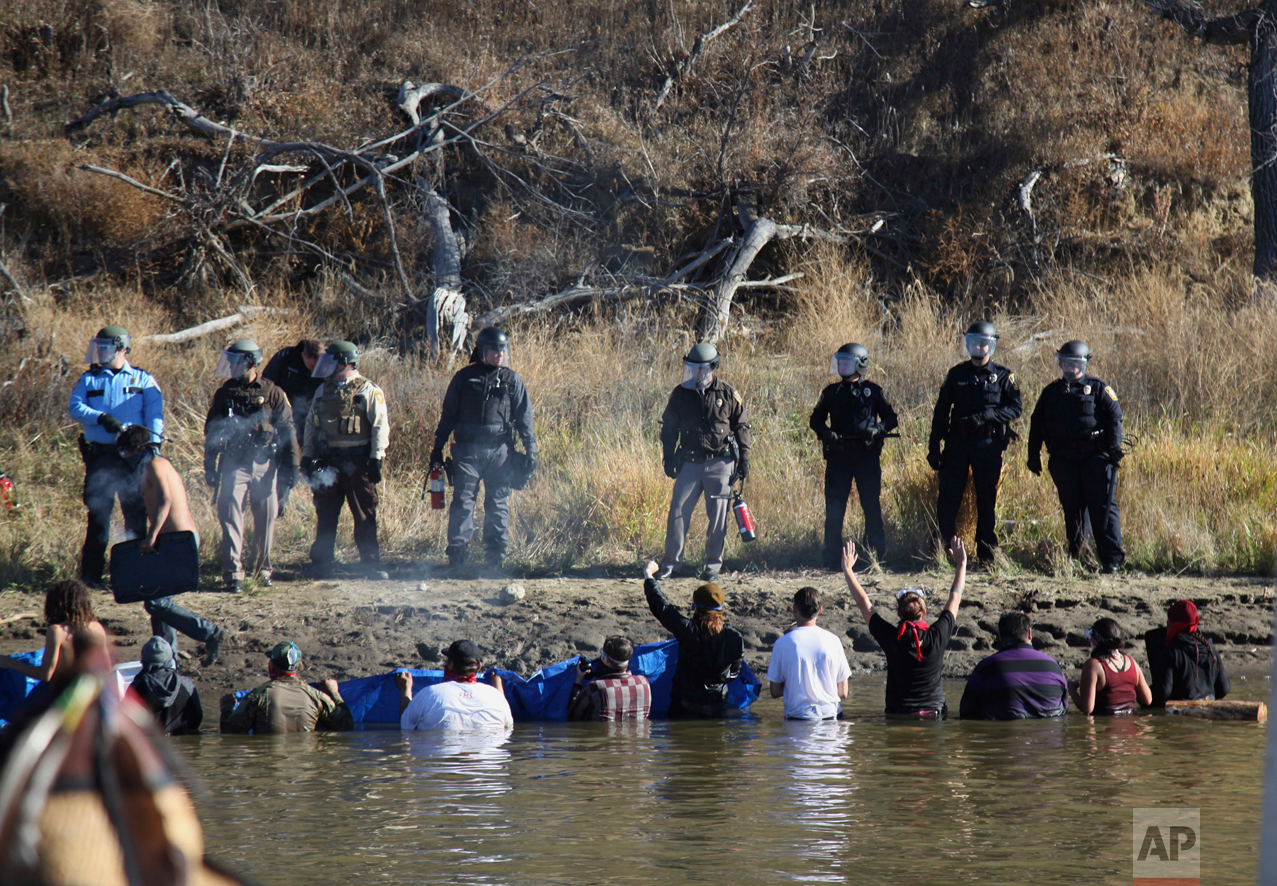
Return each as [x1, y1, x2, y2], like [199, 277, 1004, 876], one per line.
[0, 0, 1272, 582]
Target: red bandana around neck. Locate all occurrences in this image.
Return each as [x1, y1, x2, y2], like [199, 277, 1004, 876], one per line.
[443, 667, 479, 683]
[897, 618, 930, 661]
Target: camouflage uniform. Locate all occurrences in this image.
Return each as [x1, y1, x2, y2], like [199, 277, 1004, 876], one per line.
[219, 674, 353, 734]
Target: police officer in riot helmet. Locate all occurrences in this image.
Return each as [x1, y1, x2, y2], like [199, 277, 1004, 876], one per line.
[810, 343, 899, 570]
[927, 321, 1023, 566]
[203, 340, 300, 593]
[1027, 340, 1125, 573]
[68, 325, 164, 588]
[430, 326, 537, 571]
[657, 342, 752, 582]
[302, 341, 391, 580]
[260, 338, 323, 514]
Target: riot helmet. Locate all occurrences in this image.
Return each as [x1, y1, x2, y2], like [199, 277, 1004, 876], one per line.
[682, 342, 719, 390]
[214, 339, 264, 379]
[963, 321, 997, 360]
[311, 341, 361, 378]
[1056, 339, 1090, 380]
[831, 342, 869, 378]
[474, 326, 510, 366]
[85, 325, 131, 365]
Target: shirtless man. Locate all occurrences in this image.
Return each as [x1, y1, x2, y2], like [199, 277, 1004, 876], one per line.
[118, 426, 223, 665]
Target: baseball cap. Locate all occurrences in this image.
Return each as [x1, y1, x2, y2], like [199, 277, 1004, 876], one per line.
[141, 636, 175, 666]
[266, 641, 303, 671]
[445, 639, 482, 669]
[692, 582, 725, 610]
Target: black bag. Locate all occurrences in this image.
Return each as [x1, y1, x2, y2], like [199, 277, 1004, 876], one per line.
[109, 531, 201, 603]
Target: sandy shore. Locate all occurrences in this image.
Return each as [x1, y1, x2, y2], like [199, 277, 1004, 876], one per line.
[1, 566, 1273, 716]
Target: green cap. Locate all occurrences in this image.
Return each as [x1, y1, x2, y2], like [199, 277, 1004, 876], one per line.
[266, 641, 303, 671]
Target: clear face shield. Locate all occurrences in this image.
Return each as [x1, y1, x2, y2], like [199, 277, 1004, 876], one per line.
[214, 351, 255, 379]
[1058, 356, 1087, 380]
[831, 353, 867, 377]
[681, 361, 714, 390]
[84, 337, 121, 365]
[482, 345, 509, 367]
[964, 334, 996, 360]
[311, 354, 349, 378]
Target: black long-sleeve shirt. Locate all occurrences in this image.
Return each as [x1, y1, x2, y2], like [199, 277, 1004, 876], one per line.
[644, 578, 744, 713]
[1153, 632, 1230, 706]
[809, 378, 898, 443]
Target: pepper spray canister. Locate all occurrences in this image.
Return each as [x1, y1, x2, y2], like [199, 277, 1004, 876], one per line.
[732, 490, 756, 542]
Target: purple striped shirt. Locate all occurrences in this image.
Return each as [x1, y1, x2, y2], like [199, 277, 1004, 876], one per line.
[959, 643, 1069, 720]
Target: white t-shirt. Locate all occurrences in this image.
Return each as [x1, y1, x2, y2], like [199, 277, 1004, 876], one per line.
[400, 680, 514, 731]
[766, 625, 851, 720]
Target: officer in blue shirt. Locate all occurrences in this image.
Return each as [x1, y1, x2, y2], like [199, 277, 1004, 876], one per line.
[68, 326, 165, 586]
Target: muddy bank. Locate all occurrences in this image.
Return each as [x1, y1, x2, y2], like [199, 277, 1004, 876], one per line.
[1, 567, 1273, 720]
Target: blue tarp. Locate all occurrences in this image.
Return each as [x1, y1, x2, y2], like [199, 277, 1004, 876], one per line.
[5, 640, 762, 728]
[242, 639, 761, 725]
[0, 649, 44, 728]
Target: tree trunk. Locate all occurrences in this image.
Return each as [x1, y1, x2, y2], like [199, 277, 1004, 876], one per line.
[1165, 699, 1267, 722]
[1251, 3, 1277, 280]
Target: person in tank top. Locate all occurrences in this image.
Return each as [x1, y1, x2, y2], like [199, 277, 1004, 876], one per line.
[1069, 617, 1152, 715]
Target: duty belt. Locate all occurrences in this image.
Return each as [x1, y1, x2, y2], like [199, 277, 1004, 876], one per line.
[680, 448, 728, 463]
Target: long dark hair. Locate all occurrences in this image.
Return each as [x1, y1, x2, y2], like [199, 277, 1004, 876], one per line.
[45, 579, 96, 632]
[1088, 617, 1125, 660]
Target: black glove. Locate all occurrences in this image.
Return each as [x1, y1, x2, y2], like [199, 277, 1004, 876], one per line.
[982, 407, 998, 423]
[926, 451, 943, 471]
[663, 454, 679, 479]
[278, 465, 298, 492]
[1107, 448, 1125, 465]
[819, 428, 840, 442]
[525, 452, 538, 476]
[301, 456, 315, 480]
[429, 446, 444, 467]
[1027, 454, 1042, 476]
[736, 455, 750, 482]
[205, 469, 218, 488]
[98, 414, 125, 434]
[367, 458, 383, 484]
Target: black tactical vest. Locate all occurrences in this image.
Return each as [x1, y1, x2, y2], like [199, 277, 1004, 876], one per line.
[1046, 379, 1099, 440]
[454, 366, 515, 442]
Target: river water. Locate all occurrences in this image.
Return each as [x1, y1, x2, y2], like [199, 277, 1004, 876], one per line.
[180, 676, 1268, 885]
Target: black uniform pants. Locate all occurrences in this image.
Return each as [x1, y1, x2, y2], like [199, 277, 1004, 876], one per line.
[937, 438, 1003, 563]
[1048, 455, 1124, 568]
[447, 442, 511, 562]
[823, 452, 884, 564]
[80, 448, 148, 584]
[310, 457, 380, 565]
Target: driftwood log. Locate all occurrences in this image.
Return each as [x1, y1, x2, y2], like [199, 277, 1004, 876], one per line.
[1165, 699, 1268, 722]
[138, 306, 284, 345]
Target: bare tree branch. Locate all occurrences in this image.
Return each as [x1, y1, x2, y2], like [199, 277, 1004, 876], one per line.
[651, 0, 756, 116]
[77, 165, 183, 202]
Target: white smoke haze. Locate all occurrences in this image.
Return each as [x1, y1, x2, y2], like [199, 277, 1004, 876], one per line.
[309, 466, 338, 490]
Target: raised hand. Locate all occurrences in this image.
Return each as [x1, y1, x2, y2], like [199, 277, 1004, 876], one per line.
[841, 540, 858, 575]
[947, 536, 967, 570]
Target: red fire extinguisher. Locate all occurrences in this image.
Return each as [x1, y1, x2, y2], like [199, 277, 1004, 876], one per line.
[732, 489, 756, 543]
[426, 464, 446, 510]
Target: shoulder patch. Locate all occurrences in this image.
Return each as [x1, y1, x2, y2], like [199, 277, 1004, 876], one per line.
[1008, 372, 1017, 387]
[733, 390, 742, 405]
[1105, 385, 1118, 401]
[374, 389, 385, 404]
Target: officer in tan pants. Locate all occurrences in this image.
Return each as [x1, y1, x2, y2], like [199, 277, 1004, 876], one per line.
[658, 343, 751, 582]
[204, 340, 299, 593]
[302, 341, 390, 580]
